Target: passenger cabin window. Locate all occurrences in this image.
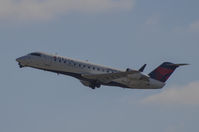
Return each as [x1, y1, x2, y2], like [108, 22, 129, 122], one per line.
[107, 70, 112, 73]
[30, 53, 41, 57]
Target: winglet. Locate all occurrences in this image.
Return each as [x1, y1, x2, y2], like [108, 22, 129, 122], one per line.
[139, 64, 147, 72]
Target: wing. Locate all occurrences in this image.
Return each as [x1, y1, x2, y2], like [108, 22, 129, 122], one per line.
[82, 70, 149, 83]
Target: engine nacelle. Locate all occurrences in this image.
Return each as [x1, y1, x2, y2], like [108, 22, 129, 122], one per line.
[127, 73, 142, 80]
[126, 68, 133, 72]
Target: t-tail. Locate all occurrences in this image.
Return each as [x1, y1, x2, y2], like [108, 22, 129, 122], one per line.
[148, 62, 189, 83]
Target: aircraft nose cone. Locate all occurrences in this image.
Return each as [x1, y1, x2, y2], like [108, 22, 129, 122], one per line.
[16, 57, 20, 62]
[16, 56, 26, 68]
[16, 57, 23, 62]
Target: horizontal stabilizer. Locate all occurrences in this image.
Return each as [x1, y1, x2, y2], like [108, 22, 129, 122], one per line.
[167, 63, 189, 67]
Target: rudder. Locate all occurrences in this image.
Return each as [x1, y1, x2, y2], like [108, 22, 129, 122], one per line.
[148, 62, 179, 82]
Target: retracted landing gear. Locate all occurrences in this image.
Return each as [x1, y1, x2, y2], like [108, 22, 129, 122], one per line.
[89, 81, 101, 89]
[90, 85, 96, 89]
[80, 80, 101, 89]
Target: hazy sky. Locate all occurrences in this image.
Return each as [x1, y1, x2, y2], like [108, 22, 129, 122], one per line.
[0, 0, 199, 132]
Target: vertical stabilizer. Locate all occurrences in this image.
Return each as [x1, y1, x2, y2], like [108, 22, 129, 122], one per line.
[148, 62, 188, 82]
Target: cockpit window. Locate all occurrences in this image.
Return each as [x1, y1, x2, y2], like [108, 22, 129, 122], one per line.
[30, 53, 41, 57]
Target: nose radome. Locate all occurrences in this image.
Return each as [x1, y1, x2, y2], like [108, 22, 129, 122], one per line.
[16, 57, 20, 62]
[16, 57, 24, 63]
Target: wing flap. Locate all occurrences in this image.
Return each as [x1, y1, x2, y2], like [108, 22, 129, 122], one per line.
[82, 70, 140, 83]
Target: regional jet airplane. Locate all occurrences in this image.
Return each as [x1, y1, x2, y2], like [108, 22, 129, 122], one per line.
[16, 52, 188, 89]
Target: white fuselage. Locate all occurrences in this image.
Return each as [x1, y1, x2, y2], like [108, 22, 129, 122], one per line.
[16, 52, 165, 89]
